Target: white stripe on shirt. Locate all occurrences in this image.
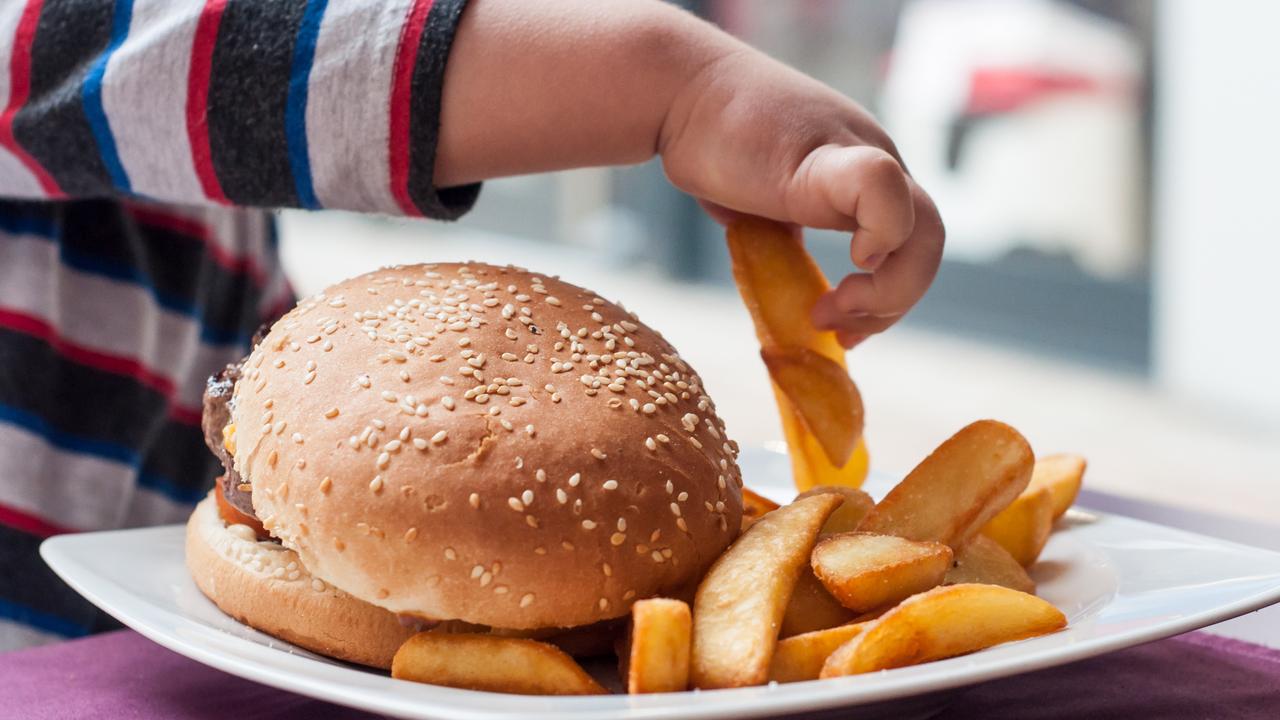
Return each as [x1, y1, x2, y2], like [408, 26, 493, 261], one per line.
[0, 1, 47, 200]
[306, 0, 416, 214]
[0, 229, 244, 412]
[103, 0, 207, 201]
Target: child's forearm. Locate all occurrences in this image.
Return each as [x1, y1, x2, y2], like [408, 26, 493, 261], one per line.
[435, 0, 731, 186]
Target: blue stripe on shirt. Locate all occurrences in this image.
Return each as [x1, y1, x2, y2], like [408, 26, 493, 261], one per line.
[0, 598, 90, 638]
[1, 215, 248, 347]
[81, 0, 136, 193]
[284, 0, 328, 210]
[0, 404, 198, 505]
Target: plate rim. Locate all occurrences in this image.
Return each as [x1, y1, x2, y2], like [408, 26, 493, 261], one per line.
[40, 505, 1280, 720]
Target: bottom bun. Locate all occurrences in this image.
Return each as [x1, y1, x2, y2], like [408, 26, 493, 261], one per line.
[185, 492, 415, 668]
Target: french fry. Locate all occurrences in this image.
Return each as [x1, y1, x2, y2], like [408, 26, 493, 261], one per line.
[769, 622, 869, 683]
[391, 633, 605, 695]
[762, 347, 864, 467]
[741, 486, 781, 528]
[981, 486, 1055, 566]
[946, 535, 1035, 594]
[1030, 454, 1087, 519]
[624, 599, 691, 694]
[727, 218, 869, 491]
[691, 493, 843, 689]
[780, 569, 856, 637]
[859, 420, 1034, 547]
[820, 584, 1067, 677]
[811, 533, 953, 613]
[796, 486, 875, 534]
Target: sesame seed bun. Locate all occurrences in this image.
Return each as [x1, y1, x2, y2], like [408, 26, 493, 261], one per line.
[229, 263, 743, 630]
[185, 492, 415, 668]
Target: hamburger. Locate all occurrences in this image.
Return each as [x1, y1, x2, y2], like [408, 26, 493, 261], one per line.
[188, 262, 744, 669]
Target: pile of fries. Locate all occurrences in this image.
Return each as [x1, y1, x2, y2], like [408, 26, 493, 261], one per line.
[388, 220, 1086, 695]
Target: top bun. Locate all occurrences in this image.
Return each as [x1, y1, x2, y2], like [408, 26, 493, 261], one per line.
[230, 263, 742, 629]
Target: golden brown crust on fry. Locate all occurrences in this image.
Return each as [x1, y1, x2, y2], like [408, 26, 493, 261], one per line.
[392, 633, 605, 695]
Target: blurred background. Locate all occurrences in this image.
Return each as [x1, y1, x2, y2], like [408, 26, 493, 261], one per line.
[280, 0, 1279, 522]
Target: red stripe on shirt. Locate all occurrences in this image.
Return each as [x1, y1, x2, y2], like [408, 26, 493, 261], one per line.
[125, 205, 268, 287]
[388, 0, 435, 217]
[186, 0, 231, 205]
[0, 307, 202, 427]
[0, 501, 76, 538]
[0, 0, 64, 198]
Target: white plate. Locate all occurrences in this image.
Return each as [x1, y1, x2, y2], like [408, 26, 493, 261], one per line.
[42, 447, 1280, 720]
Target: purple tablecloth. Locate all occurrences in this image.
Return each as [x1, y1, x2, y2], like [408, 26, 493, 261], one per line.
[2, 630, 1277, 719]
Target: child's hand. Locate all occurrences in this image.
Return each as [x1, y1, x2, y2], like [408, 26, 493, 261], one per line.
[659, 47, 944, 348]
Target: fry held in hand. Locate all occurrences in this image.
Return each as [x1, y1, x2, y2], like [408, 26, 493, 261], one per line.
[762, 347, 864, 467]
[981, 486, 1055, 567]
[727, 218, 868, 491]
[811, 533, 953, 613]
[860, 420, 1034, 547]
[820, 584, 1066, 677]
[391, 633, 605, 695]
[769, 622, 869, 683]
[946, 535, 1035, 594]
[624, 599, 692, 694]
[692, 493, 843, 689]
[1030, 454, 1087, 518]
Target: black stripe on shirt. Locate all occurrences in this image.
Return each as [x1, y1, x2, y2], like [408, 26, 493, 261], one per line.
[12, 0, 116, 197]
[0, 523, 121, 637]
[407, 0, 479, 220]
[0, 325, 217, 504]
[205, 0, 307, 207]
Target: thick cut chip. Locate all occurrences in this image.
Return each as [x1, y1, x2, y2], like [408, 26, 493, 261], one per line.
[624, 598, 691, 694]
[691, 493, 843, 689]
[769, 622, 869, 683]
[811, 533, 953, 613]
[763, 347, 864, 467]
[391, 633, 605, 695]
[859, 420, 1034, 547]
[741, 486, 781, 530]
[780, 569, 856, 637]
[1030, 454, 1087, 518]
[945, 535, 1035, 594]
[981, 486, 1055, 566]
[796, 485, 875, 534]
[727, 218, 869, 491]
[820, 584, 1067, 676]
[726, 218, 844, 360]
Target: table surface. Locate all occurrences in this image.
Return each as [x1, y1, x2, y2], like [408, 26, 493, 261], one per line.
[4, 488, 1279, 720]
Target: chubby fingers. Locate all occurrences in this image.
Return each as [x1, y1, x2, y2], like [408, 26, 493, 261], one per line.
[785, 144, 915, 270]
[812, 182, 945, 346]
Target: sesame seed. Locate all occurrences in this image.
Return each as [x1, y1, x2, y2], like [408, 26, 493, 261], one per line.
[645, 437, 657, 451]
[376, 452, 390, 469]
[670, 503, 682, 517]
[441, 396, 455, 411]
[521, 490, 534, 505]
[412, 437, 428, 450]
[678, 491, 689, 501]
[598, 598, 610, 611]
[369, 475, 384, 493]
[602, 480, 618, 490]
[357, 375, 371, 388]
[520, 593, 535, 607]
[677, 518, 689, 532]
[582, 519, 597, 530]
[444, 547, 457, 560]
[324, 407, 339, 419]
[493, 585, 509, 595]
[657, 434, 670, 444]
[319, 477, 332, 494]
[525, 515, 539, 528]
[292, 432, 304, 444]
[616, 518, 627, 531]
[273, 421, 287, 435]
[508, 497, 524, 512]
[568, 473, 581, 487]
[652, 551, 665, 563]
[590, 448, 607, 460]
[555, 488, 568, 504]
[385, 439, 402, 452]
[431, 430, 448, 444]
[480, 572, 492, 587]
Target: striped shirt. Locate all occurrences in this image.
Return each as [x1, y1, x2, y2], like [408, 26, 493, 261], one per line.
[0, 0, 476, 651]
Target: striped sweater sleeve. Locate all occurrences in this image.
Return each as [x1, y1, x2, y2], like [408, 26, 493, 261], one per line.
[0, 0, 477, 220]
